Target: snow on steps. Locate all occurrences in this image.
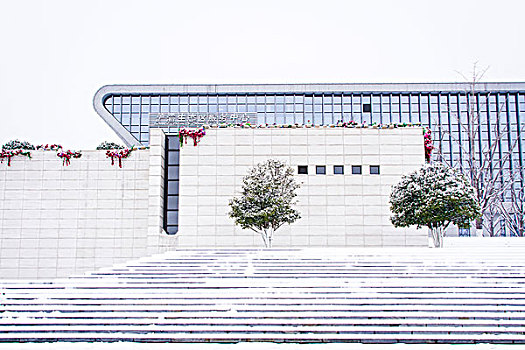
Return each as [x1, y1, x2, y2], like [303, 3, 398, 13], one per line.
[1, 247, 525, 344]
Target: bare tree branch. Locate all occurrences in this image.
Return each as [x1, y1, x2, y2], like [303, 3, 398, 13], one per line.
[431, 65, 523, 236]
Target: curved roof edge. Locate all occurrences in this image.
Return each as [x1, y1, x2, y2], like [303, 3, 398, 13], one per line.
[93, 85, 141, 147]
[96, 82, 525, 95]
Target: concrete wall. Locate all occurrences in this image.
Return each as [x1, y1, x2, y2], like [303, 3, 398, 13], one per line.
[0, 148, 176, 279]
[0, 126, 427, 278]
[176, 126, 426, 248]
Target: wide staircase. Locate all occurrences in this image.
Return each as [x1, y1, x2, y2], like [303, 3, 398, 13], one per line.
[1, 247, 525, 343]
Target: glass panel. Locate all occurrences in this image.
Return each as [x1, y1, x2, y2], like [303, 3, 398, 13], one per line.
[166, 226, 178, 234]
[167, 212, 179, 225]
[167, 196, 179, 210]
[168, 137, 180, 150]
[168, 152, 179, 165]
[168, 166, 179, 180]
[167, 180, 179, 195]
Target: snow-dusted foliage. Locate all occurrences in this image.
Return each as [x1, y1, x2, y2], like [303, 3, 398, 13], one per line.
[2, 140, 35, 150]
[96, 141, 125, 150]
[390, 162, 481, 247]
[229, 159, 301, 248]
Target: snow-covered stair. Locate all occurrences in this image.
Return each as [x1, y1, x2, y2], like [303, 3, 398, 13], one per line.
[1, 247, 525, 343]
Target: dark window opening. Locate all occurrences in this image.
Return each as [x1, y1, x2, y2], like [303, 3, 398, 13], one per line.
[334, 165, 344, 174]
[352, 165, 362, 175]
[164, 135, 180, 235]
[298, 165, 308, 174]
[316, 165, 326, 175]
[370, 165, 380, 175]
[363, 103, 371, 113]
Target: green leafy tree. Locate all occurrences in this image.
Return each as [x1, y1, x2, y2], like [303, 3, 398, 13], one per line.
[390, 162, 481, 247]
[229, 159, 301, 248]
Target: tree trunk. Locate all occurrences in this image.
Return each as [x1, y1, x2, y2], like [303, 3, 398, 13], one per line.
[260, 231, 269, 248]
[476, 217, 483, 230]
[476, 217, 486, 237]
[260, 229, 275, 248]
[431, 227, 444, 248]
[267, 228, 274, 248]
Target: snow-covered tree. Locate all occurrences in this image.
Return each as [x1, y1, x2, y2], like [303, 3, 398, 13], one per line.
[390, 163, 481, 248]
[228, 159, 301, 248]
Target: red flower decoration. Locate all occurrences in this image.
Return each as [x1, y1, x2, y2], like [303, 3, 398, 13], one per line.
[424, 128, 434, 162]
[0, 149, 32, 166]
[178, 128, 206, 147]
[37, 144, 62, 151]
[57, 150, 82, 166]
[106, 147, 134, 168]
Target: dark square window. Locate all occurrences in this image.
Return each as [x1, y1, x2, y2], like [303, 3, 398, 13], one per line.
[316, 166, 326, 175]
[334, 165, 344, 174]
[363, 103, 371, 113]
[352, 165, 362, 174]
[298, 165, 308, 174]
[370, 165, 380, 175]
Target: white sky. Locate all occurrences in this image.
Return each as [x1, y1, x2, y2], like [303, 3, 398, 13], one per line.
[0, 0, 524, 149]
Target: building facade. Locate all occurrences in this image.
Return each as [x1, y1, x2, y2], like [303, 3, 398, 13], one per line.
[94, 83, 525, 236]
[173, 126, 425, 247]
[3, 82, 524, 278]
[0, 125, 425, 278]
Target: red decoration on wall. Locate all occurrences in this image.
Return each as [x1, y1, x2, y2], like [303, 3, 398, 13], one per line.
[57, 150, 82, 166]
[424, 128, 434, 162]
[106, 147, 134, 168]
[36, 144, 63, 151]
[178, 128, 206, 147]
[0, 149, 32, 166]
